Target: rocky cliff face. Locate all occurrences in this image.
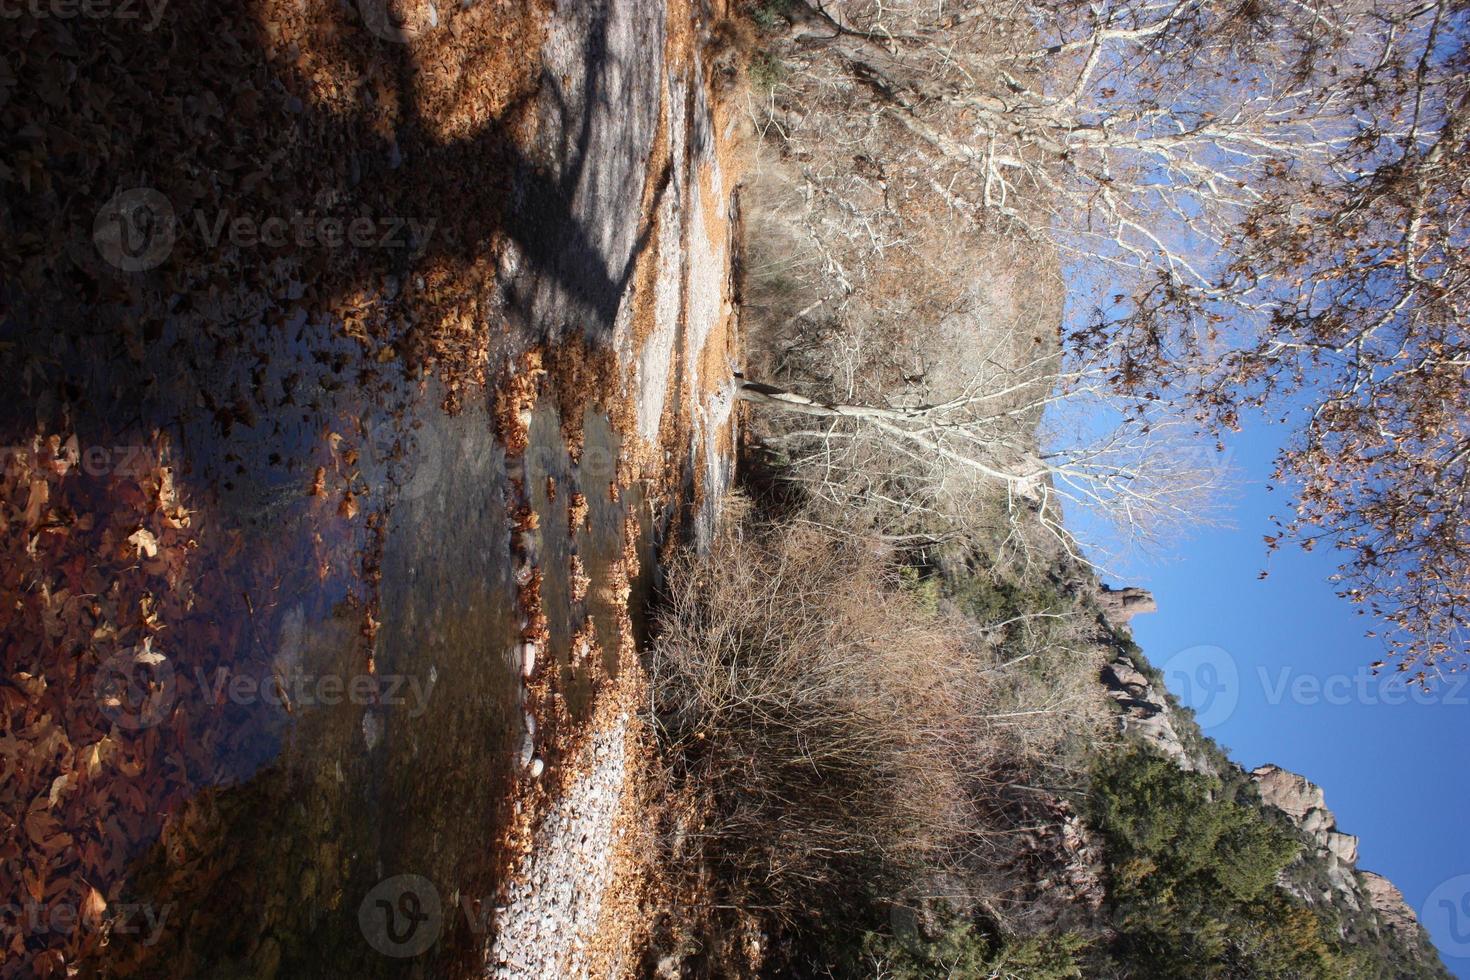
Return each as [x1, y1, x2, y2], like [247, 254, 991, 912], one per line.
[1097, 586, 1218, 773]
[1101, 655, 1204, 771]
[1248, 761, 1444, 970]
[1250, 763, 1364, 909]
[1094, 595, 1448, 975]
[1361, 871, 1428, 946]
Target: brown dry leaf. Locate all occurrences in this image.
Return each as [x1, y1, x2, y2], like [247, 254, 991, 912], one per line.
[127, 527, 159, 558]
[24, 807, 73, 853]
[23, 864, 45, 902]
[13, 671, 46, 699]
[23, 477, 49, 527]
[338, 491, 359, 520]
[81, 886, 106, 927]
[34, 949, 66, 977]
[78, 739, 113, 778]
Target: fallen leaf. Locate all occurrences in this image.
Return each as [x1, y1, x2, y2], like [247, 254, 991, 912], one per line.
[81, 886, 106, 927]
[23, 478, 49, 527]
[127, 528, 159, 558]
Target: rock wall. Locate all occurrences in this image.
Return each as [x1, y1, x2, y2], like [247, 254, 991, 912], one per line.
[1250, 763, 1365, 910]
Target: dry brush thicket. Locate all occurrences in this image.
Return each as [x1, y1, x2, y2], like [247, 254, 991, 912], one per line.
[648, 512, 1111, 934]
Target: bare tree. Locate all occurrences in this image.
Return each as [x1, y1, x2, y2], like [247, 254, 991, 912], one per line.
[744, 0, 1468, 667]
[739, 364, 1220, 570]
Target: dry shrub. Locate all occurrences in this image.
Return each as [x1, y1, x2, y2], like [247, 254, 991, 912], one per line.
[650, 510, 995, 923]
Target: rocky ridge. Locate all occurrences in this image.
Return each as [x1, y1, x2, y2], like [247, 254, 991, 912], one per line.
[1096, 592, 1444, 972]
[1250, 763, 1365, 909]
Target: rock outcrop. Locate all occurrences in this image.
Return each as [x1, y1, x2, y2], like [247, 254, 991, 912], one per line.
[1097, 585, 1158, 626]
[1250, 764, 1363, 909]
[1361, 871, 1424, 944]
[1101, 655, 1211, 773]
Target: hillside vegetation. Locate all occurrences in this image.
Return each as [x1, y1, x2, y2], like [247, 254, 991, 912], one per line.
[638, 1, 1457, 976]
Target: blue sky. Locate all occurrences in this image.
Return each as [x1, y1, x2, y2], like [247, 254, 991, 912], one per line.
[1070, 417, 1470, 976]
